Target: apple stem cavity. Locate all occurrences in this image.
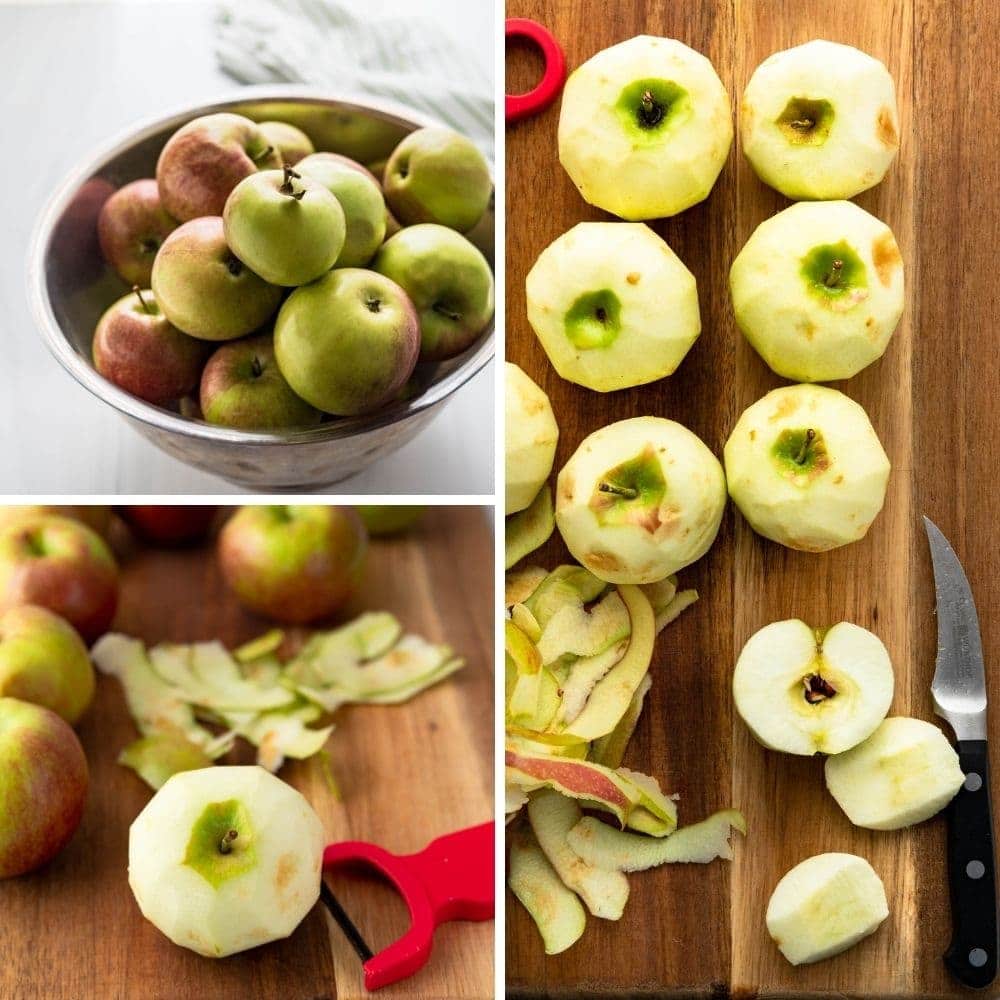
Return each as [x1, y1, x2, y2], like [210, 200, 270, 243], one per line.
[598, 482, 639, 501]
[133, 286, 153, 314]
[226, 255, 244, 277]
[823, 259, 844, 288]
[638, 89, 664, 128]
[790, 117, 815, 132]
[432, 301, 462, 321]
[803, 673, 837, 704]
[794, 429, 816, 466]
[218, 829, 239, 855]
[280, 165, 305, 201]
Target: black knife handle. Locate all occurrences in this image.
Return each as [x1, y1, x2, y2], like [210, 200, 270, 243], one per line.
[945, 740, 999, 989]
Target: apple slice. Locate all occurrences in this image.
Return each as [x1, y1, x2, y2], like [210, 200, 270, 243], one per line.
[508, 828, 587, 954]
[537, 589, 630, 665]
[506, 566, 548, 608]
[766, 852, 889, 965]
[506, 486, 555, 570]
[528, 790, 630, 919]
[824, 716, 964, 830]
[119, 733, 217, 790]
[589, 673, 652, 768]
[567, 809, 746, 870]
[733, 619, 894, 755]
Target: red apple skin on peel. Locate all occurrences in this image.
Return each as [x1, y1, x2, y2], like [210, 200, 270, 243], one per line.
[0, 698, 88, 878]
[97, 179, 178, 288]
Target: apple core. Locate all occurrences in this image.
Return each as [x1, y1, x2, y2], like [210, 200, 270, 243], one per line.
[614, 79, 691, 140]
[776, 97, 835, 146]
[184, 799, 257, 888]
[565, 290, 622, 349]
[800, 242, 867, 302]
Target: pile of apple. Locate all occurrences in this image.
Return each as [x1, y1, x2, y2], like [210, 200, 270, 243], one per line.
[506, 34, 954, 968]
[93, 112, 494, 428]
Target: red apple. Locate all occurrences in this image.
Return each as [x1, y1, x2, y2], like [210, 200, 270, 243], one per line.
[0, 697, 88, 877]
[0, 515, 119, 643]
[116, 506, 218, 546]
[97, 178, 178, 287]
[218, 505, 367, 623]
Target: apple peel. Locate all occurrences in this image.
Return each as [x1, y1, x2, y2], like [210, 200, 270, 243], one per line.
[223, 703, 333, 772]
[119, 733, 219, 790]
[588, 672, 652, 768]
[505, 486, 555, 570]
[536, 589, 630, 665]
[505, 566, 548, 609]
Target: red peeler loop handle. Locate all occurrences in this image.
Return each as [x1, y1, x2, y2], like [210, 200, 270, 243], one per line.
[505, 18, 566, 123]
[323, 821, 494, 991]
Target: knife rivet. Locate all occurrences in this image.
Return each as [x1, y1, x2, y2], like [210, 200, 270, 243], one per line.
[964, 772, 984, 792]
[966, 859, 986, 880]
[969, 948, 988, 968]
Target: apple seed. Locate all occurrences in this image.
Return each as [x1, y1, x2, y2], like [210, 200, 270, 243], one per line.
[803, 673, 837, 704]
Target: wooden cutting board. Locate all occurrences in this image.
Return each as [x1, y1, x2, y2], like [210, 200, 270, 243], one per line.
[0, 506, 494, 1000]
[506, 1, 1000, 996]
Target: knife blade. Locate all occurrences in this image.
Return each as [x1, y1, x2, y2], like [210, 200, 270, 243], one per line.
[924, 515, 998, 989]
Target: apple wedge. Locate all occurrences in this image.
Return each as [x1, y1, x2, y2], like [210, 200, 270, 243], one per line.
[567, 809, 746, 870]
[528, 789, 630, 919]
[508, 828, 587, 954]
[506, 487, 555, 570]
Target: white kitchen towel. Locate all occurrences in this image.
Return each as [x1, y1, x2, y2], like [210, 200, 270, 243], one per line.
[215, 0, 494, 154]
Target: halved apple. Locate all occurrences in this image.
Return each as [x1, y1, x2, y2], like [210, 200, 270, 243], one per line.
[506, 363, 559, 515]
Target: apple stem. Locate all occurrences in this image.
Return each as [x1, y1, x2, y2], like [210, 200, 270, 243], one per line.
[251, 356, 263, 379]
[638, 89, 664, 128]
[280, 165, 305, 200]
[823, 259, 843, 288]
[599, 482, 638, 500]
[803, 673, 837, 703]
[132, 286, 152, 314]
[794, 429, 816, 465]
[219, 829, 239, 854]
[252, 144, 275, 165]
[790, 117, 814, 131]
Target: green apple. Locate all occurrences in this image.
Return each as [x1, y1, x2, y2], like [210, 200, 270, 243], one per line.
[93, 288, 208, 406]
[97, 178, 178, 288]
[724, 384, 890, 551]
[275, 268, 419, 415]
[156, 112, 283, 221]
[296, 155, 386, 266]
[0, 506, 112, 538]
[0, 696, 88, 877]
[152, 217, 282, 341]
[373, 223, 494, 361]
[733, 619, 893, 755]
[223, 167, 346, 287]
[825, 716, 965, 830]
[558, 35, 733, 219]
[355, 505, 425, 536]
[127, 765, 325, 956]
[0, 605, 95, 725]
[199, 333, 321, 431]
[256, 120, 314, 166]
[730, 201, 904, 382]
[383, 127, 492, 232]
[741, 40, 900, 200]
[556, 416, 726, 584]
[526, 222, 700, 391]
[766, 853, 888, 965]
[218, 505, 367, 624]
[505, 363, 558, 515]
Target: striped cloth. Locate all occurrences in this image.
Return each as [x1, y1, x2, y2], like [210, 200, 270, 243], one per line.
[215, 0, 494, 155]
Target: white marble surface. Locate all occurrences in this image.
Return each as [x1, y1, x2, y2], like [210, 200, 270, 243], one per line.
[0, 0, 494, 495]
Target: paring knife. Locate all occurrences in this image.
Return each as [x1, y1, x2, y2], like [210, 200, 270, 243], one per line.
[925, 516, 998, 989]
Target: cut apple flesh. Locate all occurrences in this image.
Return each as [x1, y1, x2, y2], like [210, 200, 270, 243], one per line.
[506, 486, 555, 570]
[508, 828, 586, 954]
[733, 619, 893, 755]
[824, 716, 964, 830]
[567, 809, 746, 871]
[528, 789, 629, 920]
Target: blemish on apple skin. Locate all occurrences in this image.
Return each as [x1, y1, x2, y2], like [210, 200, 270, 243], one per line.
[768, 396, 799, 422]
[626, 272, 641, 285]
[797, 319, 816, 341]
[586, 550, 624, 574]
[749, 430, 756, 441]
[834, 475, 845, 484]
[872, 233, 902, 287]
[876, 107, 898, 148]
[275, 851, 298, 893]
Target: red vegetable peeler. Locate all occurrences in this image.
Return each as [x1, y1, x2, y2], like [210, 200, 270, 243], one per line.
[505, 18, 566, 123]
[321, 821, 494, 991]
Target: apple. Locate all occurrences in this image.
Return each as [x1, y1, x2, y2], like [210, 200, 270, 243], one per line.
[0, 506, 111, 538]
[558, 35, 733, 220]
[93, 288, 208, 405]
[730, 201, 904, 382]
[297, 151, 380, 184]
[555, 416, 726, 584]
[505, 363, 559, 516]
[257, 120, 315, 166]
[355, 505, 426, 536]
[116, 506, 218, 546]
[741, 40, 900, 200]
[223, 167, 346, 286]
[152, 217, 283, 341]
[200, 333, 321, 431]
[0, 606, 95, 725]
[156, 112, 283, 222]
[274, 268, 419, 415]
[97, 178, 178, 287]
[0, 696, 88, 877]
[766, 853, 889, 965]
[218, 505, 367, 624]
[526, 222, 700, 392]
[825, 716, 965, 830]
[128, 765, 325, 956]
[0, 514, 119, 643]
[724, 384, 891, 551]
[296, 155, 387, 266]
[373, 223, 494, 361]
[733, 619, 893, 755]
[383, 127, 492, 232]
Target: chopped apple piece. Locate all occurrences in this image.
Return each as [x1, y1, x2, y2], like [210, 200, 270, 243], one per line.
[528, 790, 629, 919]
[766, 853, 889, 965]
[509, 828, 587, 954]
[567, 809, 745, 870]
[506, 486, 555, 570]
[119, 733, 218, 790]
[537, 589, 630, 664]
[505, 566, 548, 608]
[589, 673, 652, 768]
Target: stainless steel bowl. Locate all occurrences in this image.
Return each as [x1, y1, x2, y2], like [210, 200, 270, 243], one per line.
[27, 87, 495, 491]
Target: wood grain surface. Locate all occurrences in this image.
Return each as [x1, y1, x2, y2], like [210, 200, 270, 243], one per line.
[505, 1, 1000, 996]
[0, 506, 494, 1000]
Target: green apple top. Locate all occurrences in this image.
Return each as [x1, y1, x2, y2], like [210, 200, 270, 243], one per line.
[730, 200, 904, 382]
[724, 384, 890, 552]
[505, 363, 559, 516]
[526, 222, 700, 392]
[741, 40, 900, 200]
[558, 35, 733, 220]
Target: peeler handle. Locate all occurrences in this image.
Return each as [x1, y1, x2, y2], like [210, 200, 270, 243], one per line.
[505, 18, 566, 123]
[406, 821, 495, 922]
